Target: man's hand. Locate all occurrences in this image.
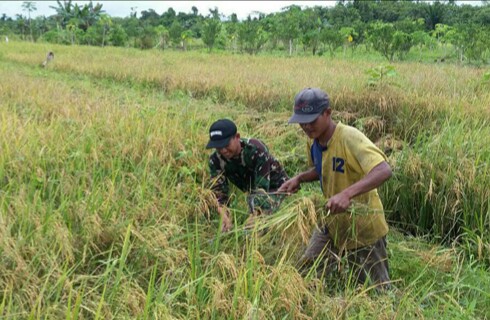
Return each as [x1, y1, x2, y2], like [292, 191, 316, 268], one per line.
[326, 191, 351, 214]
[218, 206, 233, 232]
[277, 176, 301, 193]
[278, 168, 319, 193]
[325, 161, 392, 215]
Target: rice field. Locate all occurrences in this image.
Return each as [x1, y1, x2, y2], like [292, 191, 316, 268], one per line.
[0, 41, 489, 319]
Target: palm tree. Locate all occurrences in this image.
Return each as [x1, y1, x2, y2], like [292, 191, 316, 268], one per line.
[15, 14, 28, 40]
[21, 1, 37, 41]
[50, 0, 74, 28]
[155, 25, 169, 50]
[49, 0, 104, 31]
[98, 14, 112, 46]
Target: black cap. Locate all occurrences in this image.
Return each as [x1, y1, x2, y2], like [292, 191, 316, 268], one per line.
[288, 88, 330, 124]
[206, 119, 237, 149]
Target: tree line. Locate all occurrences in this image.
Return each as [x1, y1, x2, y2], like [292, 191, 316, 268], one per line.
[1, 0, 490, 63]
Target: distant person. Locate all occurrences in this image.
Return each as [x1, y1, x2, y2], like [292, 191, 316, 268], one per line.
[206, 119, 289, 232]
[5, 36, 8, 43]
[42, 51, 54, 68]
[278, 87, 392, 290]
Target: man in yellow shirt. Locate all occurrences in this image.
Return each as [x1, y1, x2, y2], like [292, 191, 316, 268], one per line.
[278, 87, 392, 289]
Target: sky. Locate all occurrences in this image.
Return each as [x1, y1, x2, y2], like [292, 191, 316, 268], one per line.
[0, 1, 336, 20]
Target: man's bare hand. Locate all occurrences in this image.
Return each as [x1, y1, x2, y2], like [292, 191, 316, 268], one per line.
[278, 176, 301, 193]
[218, 206, 233, 232]
[326, 191, 351, 214]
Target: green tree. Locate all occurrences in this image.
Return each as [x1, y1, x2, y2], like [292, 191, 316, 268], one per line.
[368, 21, 413, 61]
[50, 0, 104, 31]
[108, 22, 128, 47]
[299, 7, 323, 55]
[161, 7, 176, 28]
[15, 14, 29, 40]
[169, 20, 183, 48]
[21, 1, 36, 41]
[339, 26, 357, 57]
[66, 18, 81, 44]
[32, 16, 52, 41]
[98, 14, 112, 46]
[122, 15, 142, 48]
[201, 16, 221, 52]
[423, 1, 446, 30]
[181, 29, 193, 51]
[464, 26, 490, 64]
[412, 30, 434, 60]
[446, 24, 490, 64]
[76, 1, 104, 31]
[154, 25, 169, 50]
[139, 9, 160, 27]
[320, 27, 343, 57]
[276, 5, 302, 56]
[237, 16, 268, 55]
[223, 13, 239, 52]
[431, 23, 453, 58]
[50, 0, 75, 28]
[327, 2, 361, 27]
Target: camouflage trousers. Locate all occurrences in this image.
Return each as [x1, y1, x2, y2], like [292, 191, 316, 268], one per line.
[298, 227, 390, 291]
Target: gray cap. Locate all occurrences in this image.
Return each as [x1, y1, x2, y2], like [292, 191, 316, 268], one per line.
[288, 88, 330, 124]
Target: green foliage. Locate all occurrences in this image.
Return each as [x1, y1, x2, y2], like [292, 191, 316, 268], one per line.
[474, 70, 490, 93]
[365, 64, 397, 87]
[237, 16, 268, 55]
[108, 23, 128, 47]
[201, 18, 221, 52]
[367, 21, 414, 61]
[275, 5, 302, 55]
[136, 25, 157, 49]
[457, 24, 490, 64]
[482, 71, 490, 85]
[49, 0, 104, 31]
[40, 28, 73, 44]
[298, 8, 323, 56]
[169, 20, 183, 48]
[1, 1, 490, 66]
[320, 27, 343, 57]
[423, 1, 446, 30]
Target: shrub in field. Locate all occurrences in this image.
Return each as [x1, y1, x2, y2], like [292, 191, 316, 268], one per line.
[365, 64, 398, 88]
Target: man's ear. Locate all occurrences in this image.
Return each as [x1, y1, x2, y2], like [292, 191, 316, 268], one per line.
[235, 133, 241, 139]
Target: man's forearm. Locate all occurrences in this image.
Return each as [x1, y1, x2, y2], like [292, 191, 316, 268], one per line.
[343, 162, 392, 199]
[278, 167, 319, 193]
[297, 167, 319, 183]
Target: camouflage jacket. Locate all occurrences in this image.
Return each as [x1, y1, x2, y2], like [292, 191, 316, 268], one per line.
[209, 138, 288, 210]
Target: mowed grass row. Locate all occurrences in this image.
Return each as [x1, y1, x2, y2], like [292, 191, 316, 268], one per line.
[0, 45, 489, 318]
[2, 41, 489, 259]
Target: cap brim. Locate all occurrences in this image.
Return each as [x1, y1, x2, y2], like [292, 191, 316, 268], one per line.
[206, 136, 232, 149]
[288, 112, 322, 124]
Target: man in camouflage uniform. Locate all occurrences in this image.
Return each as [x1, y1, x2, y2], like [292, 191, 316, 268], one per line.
[206, 119, 289, 232]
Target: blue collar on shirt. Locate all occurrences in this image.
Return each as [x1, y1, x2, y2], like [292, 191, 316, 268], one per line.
[310, 139, 327, 190]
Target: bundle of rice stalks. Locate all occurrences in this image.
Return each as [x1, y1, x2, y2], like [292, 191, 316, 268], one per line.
[245, 193, 325, 244]
[375, 134, 404, 156]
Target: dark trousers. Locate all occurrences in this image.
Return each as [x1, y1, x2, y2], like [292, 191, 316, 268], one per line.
[298, 227, 390, 290]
